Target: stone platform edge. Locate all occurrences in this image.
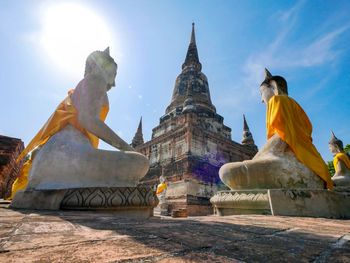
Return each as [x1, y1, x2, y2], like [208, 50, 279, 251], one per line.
[210, 189, 350, 219]
[10, 187, 159, 218]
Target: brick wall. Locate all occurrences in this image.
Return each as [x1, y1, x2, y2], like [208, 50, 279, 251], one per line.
[0, 135, 24, 199]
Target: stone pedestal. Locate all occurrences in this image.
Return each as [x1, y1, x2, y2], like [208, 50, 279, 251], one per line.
[165, 180, 216, 216]
[211, 189, 350, 219]
[11, 187, 158, 219]
[154, 200, 169, 216]
[210, 190, 271, 216]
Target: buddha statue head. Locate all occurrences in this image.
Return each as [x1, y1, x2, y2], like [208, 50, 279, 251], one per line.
[329, 131, 344, 155]
[259, 68, 288, 104]
[159, 175, 166, 184]
[84, 47, 118, 90]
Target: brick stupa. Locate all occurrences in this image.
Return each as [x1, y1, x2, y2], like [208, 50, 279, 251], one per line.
[134, 24, 258, 216]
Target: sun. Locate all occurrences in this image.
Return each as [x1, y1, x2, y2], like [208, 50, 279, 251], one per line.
[38, 2, 114, 78]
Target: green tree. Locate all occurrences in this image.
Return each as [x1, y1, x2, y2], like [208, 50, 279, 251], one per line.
[327, 161, 335, 177]
[345, 144, 350, 154]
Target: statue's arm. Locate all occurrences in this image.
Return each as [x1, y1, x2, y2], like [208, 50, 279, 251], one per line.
[76, 77, 134, 151]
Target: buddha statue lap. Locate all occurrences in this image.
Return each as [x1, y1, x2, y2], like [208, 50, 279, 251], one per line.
[219, 69, 333, 191]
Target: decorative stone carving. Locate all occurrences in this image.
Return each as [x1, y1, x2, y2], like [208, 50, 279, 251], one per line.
[61, 187, 158, 209]
[210, 190, 270, 216]
[11, 187, 158, 218]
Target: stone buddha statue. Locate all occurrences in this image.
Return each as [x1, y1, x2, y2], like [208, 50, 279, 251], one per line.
[12, 48, 149, 194]
[219, 69, 333, 190]
[156, 175, 167, 203]
[329, 132, 350, 188]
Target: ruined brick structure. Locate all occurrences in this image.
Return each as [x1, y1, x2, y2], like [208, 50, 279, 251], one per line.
[134, 24, 258, 215]
[0, 135, 24, 199]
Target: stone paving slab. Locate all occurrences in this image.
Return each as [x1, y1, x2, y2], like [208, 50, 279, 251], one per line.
[0, 206, 349, 262]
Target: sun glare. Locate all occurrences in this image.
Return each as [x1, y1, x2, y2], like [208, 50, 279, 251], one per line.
[38, 3, 114, 78]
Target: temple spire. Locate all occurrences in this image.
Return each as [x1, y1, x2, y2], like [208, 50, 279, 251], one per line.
[190, 22, 196, 44]
[243, 114, 249, 131]
[242, 115, 256, 147]
[131, 117, 144, 148]
[182, 23, 202, 71]
[165, 23, 216, 115]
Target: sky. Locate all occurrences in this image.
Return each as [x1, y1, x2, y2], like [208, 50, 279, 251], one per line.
[0, 0, 349, 162]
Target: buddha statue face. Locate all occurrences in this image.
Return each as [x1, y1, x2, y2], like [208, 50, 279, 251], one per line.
[85, 47, 118, 90]
[259, 68, 289, 105]
[101, 59, 117, 90]
[329, 143, 340, 155]
[259, 83, 275, 105]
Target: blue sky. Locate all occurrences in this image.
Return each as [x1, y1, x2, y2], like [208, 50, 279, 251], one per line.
[1, 0, 349, 162]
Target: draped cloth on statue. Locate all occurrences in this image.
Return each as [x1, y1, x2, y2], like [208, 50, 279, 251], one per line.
[8, 159, 32, 199]
[333, 153, 350, 173]
[156, 183, 167, 195]
[9, 90, 109, 199]
[267, 95, 333, 190]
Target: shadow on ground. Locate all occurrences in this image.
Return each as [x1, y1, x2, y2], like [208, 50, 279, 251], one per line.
[1, 206, 350, 262]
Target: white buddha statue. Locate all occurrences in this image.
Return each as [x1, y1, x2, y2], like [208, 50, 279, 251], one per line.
[219, 69, 333, 190]
[12, 48, 149, 194]
[329, 132, 350, 188]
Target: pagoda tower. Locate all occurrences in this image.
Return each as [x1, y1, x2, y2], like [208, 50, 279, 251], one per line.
[131, 117, 144, 148]
[135, 24, 257, 216]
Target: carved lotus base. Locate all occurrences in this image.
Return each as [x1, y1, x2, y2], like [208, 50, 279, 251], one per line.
[210, 189, 350, 219]
[210, 190, 271, 216]
[10, 187, 159, 219]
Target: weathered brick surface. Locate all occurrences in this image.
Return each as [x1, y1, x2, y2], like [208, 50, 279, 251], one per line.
[0, 135, 24, 198]
[135, 25, 257, 216]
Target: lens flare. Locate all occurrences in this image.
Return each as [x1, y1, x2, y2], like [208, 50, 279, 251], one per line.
[38, 2, 114, 78]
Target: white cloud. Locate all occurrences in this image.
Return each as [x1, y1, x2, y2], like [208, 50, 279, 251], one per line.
[297, 26, 349, 67]
[242, 1, 349, 97]
[214, 0, 349, 113]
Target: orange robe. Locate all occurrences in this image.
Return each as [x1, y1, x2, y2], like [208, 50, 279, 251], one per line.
[10, 90, 109, 199]
[267, 95, 333, 190]
[156, 182, 167, 195]
[333, 153, 350, 173]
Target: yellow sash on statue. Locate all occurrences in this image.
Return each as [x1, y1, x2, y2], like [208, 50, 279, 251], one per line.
[156, 182, 167, 195]
[333, 153, 350, 173]
[9, 90, 109, 199]
[267, 95, 333, 190]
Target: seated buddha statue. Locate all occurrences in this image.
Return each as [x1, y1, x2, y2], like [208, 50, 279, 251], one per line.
[11, 48, 149, 196]
[329, 132, 350, 188]
[219, 69, 333, 190]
